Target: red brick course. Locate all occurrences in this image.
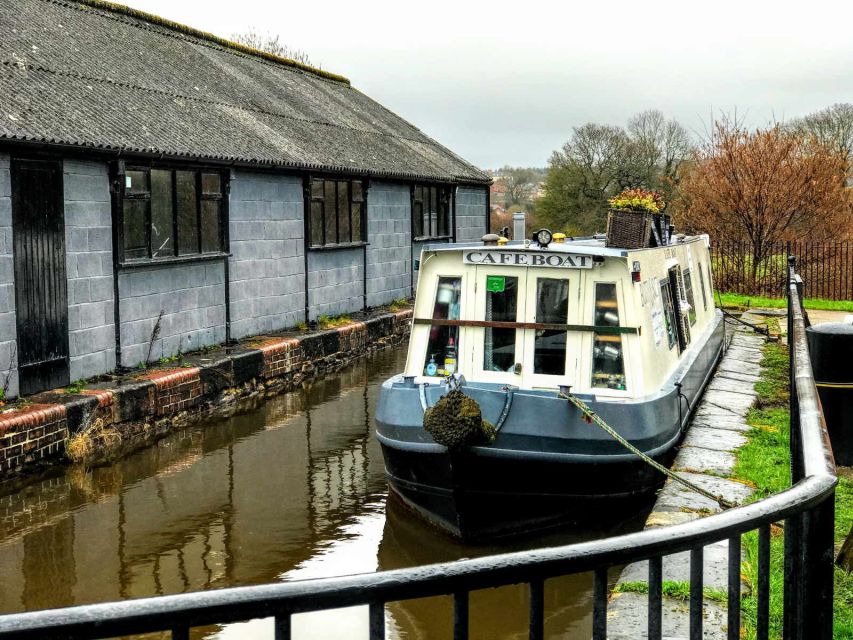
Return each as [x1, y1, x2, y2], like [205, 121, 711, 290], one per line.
[0, 403, 68, 472]
[257, 338, 302, 379]
[142, 368, 203, 416]
[338, 321, 367, 352]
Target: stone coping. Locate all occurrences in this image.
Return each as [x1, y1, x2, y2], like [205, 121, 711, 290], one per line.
[0, 307, 412, 479]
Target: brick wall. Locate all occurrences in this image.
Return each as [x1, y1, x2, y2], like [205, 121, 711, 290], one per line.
[228, 171, 305, 339]
[257, 338, 302, 379]
[455, 185, 488, 242]
[117, 263, 226, 367]
[366, 182, 411, 306]
[63, 160, 116, 381]
[143, 368, 202, 416]
[0, 404, 67, 472]
[0, 155, 16, 398]
[307, 248, 364, 321]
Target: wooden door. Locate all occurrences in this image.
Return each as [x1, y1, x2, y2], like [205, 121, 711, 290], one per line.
[11, 158, 70, 395]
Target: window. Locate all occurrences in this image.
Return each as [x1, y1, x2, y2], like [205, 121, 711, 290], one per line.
[483, 275, 518, 372]
[121, 166, 225, 262]
[697, 262, 708, 311]
[660, 280, 678, 350]
[534, 278, 569, 375]
[423, 277, 461, 376]
[683, 269, 697, 326]
[308, 177, 365, 247]
[413, 185, 451, 239]
[592, 283, 626, 390]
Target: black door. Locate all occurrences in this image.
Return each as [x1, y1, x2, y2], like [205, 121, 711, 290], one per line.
[11, 158, 70, 395]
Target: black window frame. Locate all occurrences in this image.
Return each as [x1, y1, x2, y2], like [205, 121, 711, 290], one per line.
[117, 163, 228, 265]
[412, 184, 452, 241]
[307, 176, 367, 249]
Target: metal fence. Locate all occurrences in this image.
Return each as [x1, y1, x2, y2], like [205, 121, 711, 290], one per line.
[0, 260, 838, 640]
[713, 240, 853, 300]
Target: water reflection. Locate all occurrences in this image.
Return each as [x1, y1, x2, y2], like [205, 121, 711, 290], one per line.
[0, 346, 651, 639]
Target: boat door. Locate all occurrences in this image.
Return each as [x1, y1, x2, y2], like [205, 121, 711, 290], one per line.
[520, 273, 578, 389]
[470, 267, 527, 383]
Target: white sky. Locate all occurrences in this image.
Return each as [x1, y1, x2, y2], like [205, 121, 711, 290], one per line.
[125, 0, 853, 169]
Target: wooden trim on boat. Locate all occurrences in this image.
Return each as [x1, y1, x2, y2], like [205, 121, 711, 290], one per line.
[412, 318, 640, 335]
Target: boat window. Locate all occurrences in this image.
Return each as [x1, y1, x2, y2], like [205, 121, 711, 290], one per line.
[423, 277, 461, 376]
[704, 262, 714, 305]
[483, 275, 518, 372]
[534, 278, 569, 375]
[683, 269, 698, 326]
[697, 262, 708, 311]
[660, 280, 678, 350]
[592, 283, 626, 390]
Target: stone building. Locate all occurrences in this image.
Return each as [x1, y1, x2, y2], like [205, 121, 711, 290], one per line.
[0, 0, 490, 396]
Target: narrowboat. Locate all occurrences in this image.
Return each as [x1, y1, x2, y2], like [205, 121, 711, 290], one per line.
[375, 228, 724, 540]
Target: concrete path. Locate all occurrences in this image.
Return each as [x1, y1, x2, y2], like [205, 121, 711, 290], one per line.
[607, 314, 766, 639]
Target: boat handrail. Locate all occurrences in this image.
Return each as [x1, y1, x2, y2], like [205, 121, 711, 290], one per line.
[412, 317, 641, 335]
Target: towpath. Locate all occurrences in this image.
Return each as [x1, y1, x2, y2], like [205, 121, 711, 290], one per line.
[607, 313, 768, 639]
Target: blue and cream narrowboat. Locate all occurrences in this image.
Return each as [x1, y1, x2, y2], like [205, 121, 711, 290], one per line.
[375, 230, 724, 540]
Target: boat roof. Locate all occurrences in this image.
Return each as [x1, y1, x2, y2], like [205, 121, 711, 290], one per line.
[422, 234, 708, 258]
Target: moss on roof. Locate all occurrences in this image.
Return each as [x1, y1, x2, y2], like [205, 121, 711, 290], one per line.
[73, 0, 350, 84]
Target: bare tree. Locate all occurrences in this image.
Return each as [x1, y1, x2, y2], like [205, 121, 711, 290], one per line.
[628, 109, 693, 184]
[790, 103, 853, 158]
[231, 28, 317, 67]
[498, 166, 538, 205]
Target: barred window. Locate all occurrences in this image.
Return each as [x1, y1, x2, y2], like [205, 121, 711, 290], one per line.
[412, 185, 451, 240]
[309, 178, 365, 247]
[121, 166, 225, 262]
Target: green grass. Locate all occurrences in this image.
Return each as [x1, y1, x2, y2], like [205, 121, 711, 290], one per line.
[388, 297, 410, 312]
[613, 580, 728, 604]
[731, 340, 853, 638]
[317, 314, 353, 329]
[718, 292, 853, 312]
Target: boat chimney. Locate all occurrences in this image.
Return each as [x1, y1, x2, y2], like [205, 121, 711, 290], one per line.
[512, 212, 526, 241]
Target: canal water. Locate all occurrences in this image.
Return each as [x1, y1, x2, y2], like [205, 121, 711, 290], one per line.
[0, 346, 651, 639]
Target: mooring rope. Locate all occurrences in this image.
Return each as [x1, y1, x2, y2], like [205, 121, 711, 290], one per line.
[558, 392, 735, 510]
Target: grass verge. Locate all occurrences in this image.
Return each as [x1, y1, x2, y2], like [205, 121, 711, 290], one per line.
[718, 293, 853, 312]
[613, 580, 728, 604]
[731, 340, 853, 638]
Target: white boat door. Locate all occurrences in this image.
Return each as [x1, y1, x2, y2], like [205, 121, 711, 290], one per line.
[469, 267, 528, 383]
[520, 273, 581, 390]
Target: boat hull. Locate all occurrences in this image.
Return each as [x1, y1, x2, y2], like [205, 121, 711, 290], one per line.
[376, 311, 725, 541]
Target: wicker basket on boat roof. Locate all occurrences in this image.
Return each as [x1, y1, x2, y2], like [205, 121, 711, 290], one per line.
[605, 210, 670, 249]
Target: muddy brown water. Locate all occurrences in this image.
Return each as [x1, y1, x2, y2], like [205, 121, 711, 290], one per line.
[0, 346, 653, 639]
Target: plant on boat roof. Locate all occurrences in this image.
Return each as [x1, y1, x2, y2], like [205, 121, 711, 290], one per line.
[608, 188, 665, 213]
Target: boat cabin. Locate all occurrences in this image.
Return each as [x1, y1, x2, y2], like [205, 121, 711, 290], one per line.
[406, 233, 716, 398]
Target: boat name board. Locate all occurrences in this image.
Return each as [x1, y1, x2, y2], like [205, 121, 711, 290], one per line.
[463, 250, 592, 269]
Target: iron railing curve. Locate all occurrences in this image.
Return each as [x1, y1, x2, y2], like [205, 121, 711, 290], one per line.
[0, 262, 838, 640]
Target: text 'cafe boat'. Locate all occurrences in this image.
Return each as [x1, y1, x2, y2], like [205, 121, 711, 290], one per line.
[375, 226, 724, 541]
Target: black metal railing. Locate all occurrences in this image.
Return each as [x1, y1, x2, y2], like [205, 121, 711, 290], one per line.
[0, 259, 837, 640]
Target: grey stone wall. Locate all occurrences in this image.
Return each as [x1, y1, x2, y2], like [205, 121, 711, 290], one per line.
[229, 171, 305, 339]
[455, 185, 488, 242]
[63, 160, 116, 381]
[366, 182, 410, 306]
[0, 155, 16, 398]
[307, 248, 364, 321]
[118, 262, 226, 367]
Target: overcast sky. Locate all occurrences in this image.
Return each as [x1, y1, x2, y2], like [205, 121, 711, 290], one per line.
[127, 0, 852, 169]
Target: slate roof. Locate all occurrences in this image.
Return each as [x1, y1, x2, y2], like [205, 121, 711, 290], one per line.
[0, 0, 490, 184]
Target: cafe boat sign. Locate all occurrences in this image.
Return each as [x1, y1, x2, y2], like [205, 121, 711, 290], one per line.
[463, 250, 592, 269]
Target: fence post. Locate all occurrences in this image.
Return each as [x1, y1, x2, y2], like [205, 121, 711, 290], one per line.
[802, 498, 836, 639]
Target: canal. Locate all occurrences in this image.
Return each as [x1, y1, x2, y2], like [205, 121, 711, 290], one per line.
[0, 346, 652, 639]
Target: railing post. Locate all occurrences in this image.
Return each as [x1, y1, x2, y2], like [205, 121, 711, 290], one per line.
[802, 498, 836, 639]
